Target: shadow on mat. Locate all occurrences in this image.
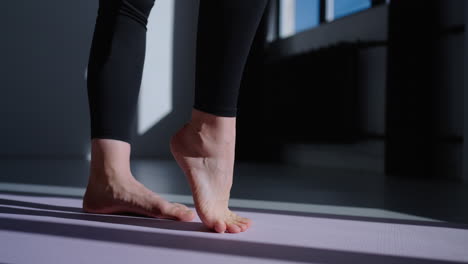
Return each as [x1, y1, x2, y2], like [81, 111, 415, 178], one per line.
[0, 216, 466, 264]
[1, 195, 468, 231]
[0, 199, 209, 233]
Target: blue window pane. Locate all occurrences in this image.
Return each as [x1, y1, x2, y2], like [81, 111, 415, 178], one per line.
[334, 0, 371, 19]
[295, 0, 320, 33]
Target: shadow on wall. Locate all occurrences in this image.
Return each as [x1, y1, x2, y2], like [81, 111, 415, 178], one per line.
[0, 0, 199, 160]
[0, 0, 97, 158]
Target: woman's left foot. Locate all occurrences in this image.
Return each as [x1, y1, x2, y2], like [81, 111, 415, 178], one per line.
[170, 109, 252, 233]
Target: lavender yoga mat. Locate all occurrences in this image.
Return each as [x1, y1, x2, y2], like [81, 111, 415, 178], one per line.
[0, 193, 467, 264]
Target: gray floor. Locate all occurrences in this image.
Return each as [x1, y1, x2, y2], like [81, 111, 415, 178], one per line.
[1, 158, 468, 263]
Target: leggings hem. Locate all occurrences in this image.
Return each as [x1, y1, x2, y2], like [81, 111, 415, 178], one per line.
[193, 105, 237, 117]
[90, 135, 132, 144]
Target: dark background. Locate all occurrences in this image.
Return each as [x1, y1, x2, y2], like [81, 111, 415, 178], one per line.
[0, 0, 466, 183]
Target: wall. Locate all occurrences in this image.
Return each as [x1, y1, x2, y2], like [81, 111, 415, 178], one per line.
[357, 46, 386, 136]
[0, 1, 95, 158]
[0, 1, 465, 172]
[261, 1, 465, 178]
[0, 0, 199, 160]
[434, 31, 464, 179]
[465, 1, 468, 183]
[132, 0, 199, 159]
[268, 5, 389, 136]
[268, 2, 464, 141]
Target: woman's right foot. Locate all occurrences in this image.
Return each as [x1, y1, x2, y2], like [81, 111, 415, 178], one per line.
[82, 139, 195, 222]
[170, 109, 252, 233]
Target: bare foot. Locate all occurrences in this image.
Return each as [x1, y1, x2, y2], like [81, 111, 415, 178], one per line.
[170, 109, 252, 233]
[82, 139, 195, 222]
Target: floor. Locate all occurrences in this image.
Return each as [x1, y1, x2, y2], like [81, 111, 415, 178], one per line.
[1, 158, 467, 263]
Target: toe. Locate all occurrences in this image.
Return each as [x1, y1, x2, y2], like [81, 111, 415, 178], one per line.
[178, 209, 196, 221]
[233, 219, 248, 232]
[226, 222, 241, 233]
[238, 217, 252, 228]
[171, 203, 195, 221]
[162, 204, 194, 221]
[172, 203, 190, 211]
[237, 222, 248, 232]
[214, 220, 227, 233]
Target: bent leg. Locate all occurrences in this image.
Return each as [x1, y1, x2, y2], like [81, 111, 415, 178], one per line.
[193, 0, 268, 117]
[172, 0, 268, 233]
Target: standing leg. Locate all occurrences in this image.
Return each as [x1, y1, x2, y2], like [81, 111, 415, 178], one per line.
[87, 0, 151, 143]
[171, 0, 268, 233]
[84, 0, 194, 222]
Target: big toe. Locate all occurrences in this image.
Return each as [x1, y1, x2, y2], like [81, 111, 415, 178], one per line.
[213, 220, 227, 233]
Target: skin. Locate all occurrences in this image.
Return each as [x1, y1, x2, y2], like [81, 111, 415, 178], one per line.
[82, 108, 252, 233]
[82, 137, 195, 222]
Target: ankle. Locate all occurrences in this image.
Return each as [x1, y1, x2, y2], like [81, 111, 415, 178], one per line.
[189, 109, 236, 144]
[89, 139, 132, 181]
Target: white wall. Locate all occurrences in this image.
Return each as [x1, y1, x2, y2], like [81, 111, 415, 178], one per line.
[131, 0, 199, 159]
[138, 0, 175, 137]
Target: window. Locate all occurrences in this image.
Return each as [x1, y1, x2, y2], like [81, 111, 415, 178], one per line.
[296, 0, 321, 33]
[334, 0, 371, 20]
[276, 0, 389, 39]
[280, 0, 320, 38]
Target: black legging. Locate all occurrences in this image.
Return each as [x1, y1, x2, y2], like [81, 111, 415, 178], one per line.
[87, 0, 268, 143]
